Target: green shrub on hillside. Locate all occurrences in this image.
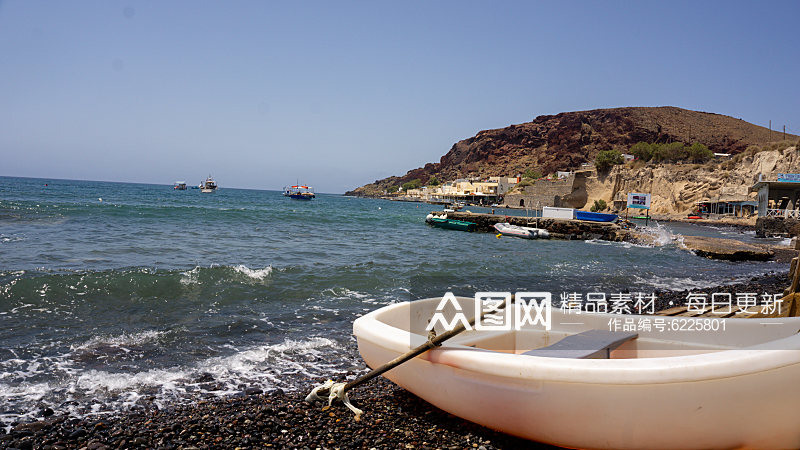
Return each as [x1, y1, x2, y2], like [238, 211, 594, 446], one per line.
[652, 142, 687, 162]
[686, 143, 713, 162]
[401, 179, 422, 191]
[630, 142, 656, 162]
[590, 199, 607, 212]
[523, 168, 542, 179]
[629, 141, 713, 164]
[516, 179, 534, 188]
[428, 176, 440, 186]
[594, 149, 624, 172]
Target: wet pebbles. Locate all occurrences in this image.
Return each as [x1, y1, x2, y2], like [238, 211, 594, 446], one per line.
[2, 377, 548, 449]
[653, 270, 790, 311]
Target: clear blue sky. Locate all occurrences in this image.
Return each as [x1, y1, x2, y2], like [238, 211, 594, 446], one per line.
[1, 1, 798, 193]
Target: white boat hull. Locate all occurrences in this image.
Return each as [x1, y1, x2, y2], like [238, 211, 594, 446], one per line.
[353, 297, 800, 449]
[494, 222, 549, 239]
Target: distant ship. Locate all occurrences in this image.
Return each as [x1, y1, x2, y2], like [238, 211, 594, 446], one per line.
[283, 184, 315, 200]
[200, 176, 217, 193]
[173, 181, 187, 190]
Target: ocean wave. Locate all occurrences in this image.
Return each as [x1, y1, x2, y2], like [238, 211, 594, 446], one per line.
[232, 264, 273, 280]
[639, 223, 680, 247]
[321, 287, 371, 300]
[633, 268, 779, 292]
[0, 266, 276, 312]
[191, 336, 346, 395]
[180, 264, 273, 285]
[74, 367, 190, 395]
[0, 335, 354, 427]
[71, 330, 169, 352]
[0, 234, 25, 244]
[585, 239, 654, 249]
[633, 274, 717, 292]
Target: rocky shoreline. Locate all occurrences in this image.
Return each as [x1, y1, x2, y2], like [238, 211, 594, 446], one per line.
[3, 271, 790, 450]
[650, 270, 789, 312]
[2, 376, 544, 450]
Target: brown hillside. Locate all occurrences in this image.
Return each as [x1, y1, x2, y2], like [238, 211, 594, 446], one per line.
[347, 106, 796, 196]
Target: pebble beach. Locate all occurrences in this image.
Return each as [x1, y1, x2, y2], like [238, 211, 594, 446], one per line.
[3, 376, 545, 450]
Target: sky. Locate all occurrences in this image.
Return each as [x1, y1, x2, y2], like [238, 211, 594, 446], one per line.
[1, 1, 799, 193]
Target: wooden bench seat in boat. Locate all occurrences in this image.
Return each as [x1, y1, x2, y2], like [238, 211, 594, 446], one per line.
[522, 330, 639, 359]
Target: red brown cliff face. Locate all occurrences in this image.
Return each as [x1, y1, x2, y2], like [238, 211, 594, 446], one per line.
[346, 106, 795, 196]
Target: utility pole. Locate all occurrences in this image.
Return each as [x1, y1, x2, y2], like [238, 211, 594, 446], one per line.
[784, 125, 786, 141]
[769, 120, 772, 141]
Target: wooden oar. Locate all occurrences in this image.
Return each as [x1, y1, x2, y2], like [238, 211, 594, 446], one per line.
[306, 296, 511, 417]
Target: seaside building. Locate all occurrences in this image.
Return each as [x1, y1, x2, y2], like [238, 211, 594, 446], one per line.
[419, 176, 519, 204]
[695, 198, 757, 217]
[487, 176, 519, 195]
[503, 173, 577, 209]
[751, 174, 800, 218]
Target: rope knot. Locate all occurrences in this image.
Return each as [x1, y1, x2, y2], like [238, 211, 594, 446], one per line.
[305, 380, 364, 421]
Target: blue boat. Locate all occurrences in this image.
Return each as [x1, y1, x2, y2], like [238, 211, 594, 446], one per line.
[574, 210, 618, 222]
[283, 184, 315, 200]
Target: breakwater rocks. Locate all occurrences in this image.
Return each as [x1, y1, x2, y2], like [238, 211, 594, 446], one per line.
[438, 211, 629, 241]
[756, 216, 800, 238]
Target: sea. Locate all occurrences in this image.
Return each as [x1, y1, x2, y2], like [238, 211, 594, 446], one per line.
[0, 176, 786, 426]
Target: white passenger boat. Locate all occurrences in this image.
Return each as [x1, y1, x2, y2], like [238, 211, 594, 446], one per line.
[493, 222, 550, 239]
[353, 296, 800, 449]
[200, 175, 217, 193]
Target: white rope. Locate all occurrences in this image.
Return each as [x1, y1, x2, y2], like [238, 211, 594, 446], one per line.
[305, 379, 364, 421]
[304, 379, 334, 403]
[329, 382, 363, 420]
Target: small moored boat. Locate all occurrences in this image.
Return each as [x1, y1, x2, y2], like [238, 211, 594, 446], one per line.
[173, 181, 187, 190]
[200, 176, 217, 193]
[425, 214, 476, 231]
[574, 210, 618, 222]
[354, 296, 800, 449]
[284, 184, 315, 200]
[493, 222, 550, 239]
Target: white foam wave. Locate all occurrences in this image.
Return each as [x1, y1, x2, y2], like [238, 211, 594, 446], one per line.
[179, 266, 201, 285]
[72, 330, 167, 351]
[634, 275, 716, 292]
[75, 368, 189, 394]
[322, 287, 371, 300]
[639, 223, 679, 247]
[180, 264, 273, 285]
[232, 264, 273, 280]
[634, 269, 779, 292]
[0, 234, 25, 244]
[192, 337, 341, 394]
[585, 239, 653, 249]
[0, 335, 353, 426]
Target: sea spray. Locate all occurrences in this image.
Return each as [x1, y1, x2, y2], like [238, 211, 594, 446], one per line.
[638, 221, 682, 247]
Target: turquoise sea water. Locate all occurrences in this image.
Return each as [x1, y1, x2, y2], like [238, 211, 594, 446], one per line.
[0, 176, 784, 424]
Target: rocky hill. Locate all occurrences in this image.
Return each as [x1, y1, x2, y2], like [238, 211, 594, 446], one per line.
[585, 143, 800, 217]
[347, 106, 796, 196]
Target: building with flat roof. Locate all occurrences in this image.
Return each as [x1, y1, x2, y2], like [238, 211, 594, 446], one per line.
[751, 175, 800, 218]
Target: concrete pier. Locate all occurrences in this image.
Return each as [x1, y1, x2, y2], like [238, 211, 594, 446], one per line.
[435, 211, 628, 241]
